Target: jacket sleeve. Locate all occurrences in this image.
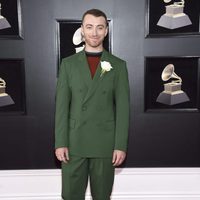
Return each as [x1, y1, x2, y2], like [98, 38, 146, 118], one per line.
[114, 61, 130, 152]
[55, 59, 71, 149]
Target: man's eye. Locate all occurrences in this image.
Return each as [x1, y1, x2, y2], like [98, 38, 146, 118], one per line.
[98, 26, 104, 30]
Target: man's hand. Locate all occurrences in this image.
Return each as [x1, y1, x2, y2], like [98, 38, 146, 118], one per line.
[112, 150, 126, 166]
[55, 147, 69, 163]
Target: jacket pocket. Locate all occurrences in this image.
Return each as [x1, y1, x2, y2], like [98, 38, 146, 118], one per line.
[69, 118, 76, 129]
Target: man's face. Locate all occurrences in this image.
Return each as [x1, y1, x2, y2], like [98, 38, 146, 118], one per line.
[81, 14, 108, 51]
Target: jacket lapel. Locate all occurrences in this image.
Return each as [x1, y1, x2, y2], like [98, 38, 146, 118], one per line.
[78, 50, 92, 88]
[82, 49, 110, 104]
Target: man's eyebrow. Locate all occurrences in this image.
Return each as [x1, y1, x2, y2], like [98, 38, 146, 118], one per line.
[85, 24, 105, 27]
[85, 24, 93, 26]
[97, 24, 105, 27]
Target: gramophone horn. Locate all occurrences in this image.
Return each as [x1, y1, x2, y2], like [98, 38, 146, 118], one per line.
[161, 64, 182, 83]
[163, 0, 172, 3]
[72, 27, 83, 45]
[0, 3, 11, 30]
[0, 77, 6, 87]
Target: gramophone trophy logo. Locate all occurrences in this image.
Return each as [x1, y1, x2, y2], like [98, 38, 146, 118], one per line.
[157, 0, 192, 29]
[73, 27, 85, 53]
[0, 3, 11, 30]
[156, 64, 190, 105]
[0, 77, 14, 107]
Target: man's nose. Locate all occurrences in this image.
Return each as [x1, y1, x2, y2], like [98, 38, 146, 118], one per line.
[92, 28, 97, 36]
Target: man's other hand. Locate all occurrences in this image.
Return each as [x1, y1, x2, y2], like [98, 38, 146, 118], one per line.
[55, 147, 69, 163]
[112, 150, 126, 166]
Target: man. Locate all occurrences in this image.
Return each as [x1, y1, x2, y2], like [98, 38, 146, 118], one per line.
[55, 9, 130, 200]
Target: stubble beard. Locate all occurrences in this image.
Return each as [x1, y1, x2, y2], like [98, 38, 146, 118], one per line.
[85, 38, 104, 50]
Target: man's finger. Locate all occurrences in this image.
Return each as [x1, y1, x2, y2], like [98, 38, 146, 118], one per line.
[55, 148, 69, 163]
[112, 152, 117, 163]
[113, 156, 125, 166]
[113, 155, 120, 166]
[64, 150, 69, 161]
[114, 160, 121, 166]
[60, 155, 68, 163]
[62, 157, 68, 163]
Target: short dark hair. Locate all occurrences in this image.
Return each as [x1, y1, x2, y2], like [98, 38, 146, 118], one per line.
[82, 9, 108, 26]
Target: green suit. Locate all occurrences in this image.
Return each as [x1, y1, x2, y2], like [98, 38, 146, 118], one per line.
[55, 49, 130, 199]
[55, 49, 130, 157]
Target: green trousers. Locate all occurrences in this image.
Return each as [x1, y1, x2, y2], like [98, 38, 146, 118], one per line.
[61, 155, 115, 200]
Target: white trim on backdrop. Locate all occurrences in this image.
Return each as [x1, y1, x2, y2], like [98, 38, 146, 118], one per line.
[0, 168, 200, 200]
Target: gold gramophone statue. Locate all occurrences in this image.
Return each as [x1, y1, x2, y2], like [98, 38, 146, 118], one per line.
[157, 0, 192, 29]
[0, 3, 11, 30]
[156, 64, 189, 105]
[0, 77, 14, 107]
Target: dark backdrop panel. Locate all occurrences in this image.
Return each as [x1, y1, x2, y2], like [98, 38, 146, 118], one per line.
[0, 0, 200, 169]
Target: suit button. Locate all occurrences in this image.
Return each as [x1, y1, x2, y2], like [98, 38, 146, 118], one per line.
[82, 105, 87, 111]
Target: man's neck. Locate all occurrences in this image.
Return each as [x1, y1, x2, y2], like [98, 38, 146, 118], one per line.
[84, 45, 103, 53]
[85, 51, 102, 57]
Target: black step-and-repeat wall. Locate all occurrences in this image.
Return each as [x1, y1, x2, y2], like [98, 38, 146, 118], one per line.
[0, 0, 200, 169]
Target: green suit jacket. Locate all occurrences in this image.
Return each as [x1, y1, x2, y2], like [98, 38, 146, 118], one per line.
[55, 49, 130, 157]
